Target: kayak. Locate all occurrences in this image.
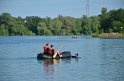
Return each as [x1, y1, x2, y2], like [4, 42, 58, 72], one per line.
[37, 51, 78, 59]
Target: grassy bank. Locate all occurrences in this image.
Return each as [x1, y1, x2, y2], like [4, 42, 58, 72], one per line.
[93, 33, 124, 38]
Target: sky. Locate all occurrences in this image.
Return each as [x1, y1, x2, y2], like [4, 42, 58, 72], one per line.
[0, 0, 124, 18]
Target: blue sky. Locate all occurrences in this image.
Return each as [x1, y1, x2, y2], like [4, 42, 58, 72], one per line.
[0, 0, 124, 18]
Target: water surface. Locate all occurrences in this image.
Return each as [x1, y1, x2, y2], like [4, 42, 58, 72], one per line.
[0, 36, 124, 81]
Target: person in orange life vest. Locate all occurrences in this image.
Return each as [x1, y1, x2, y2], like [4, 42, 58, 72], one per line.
[49, 45, 62, 57]
[43, 43, 49, 54]
[49, 45, 54, 56]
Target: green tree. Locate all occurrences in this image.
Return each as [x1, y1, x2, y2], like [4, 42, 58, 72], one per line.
[109, 8, 124, 33]
[37, 22, 52, 35]
[90, 16, 100, 34]
[25, 16, 41, 35]
[111, 21, 123, 33]
[100, 7, 111, 33]
[81, 16, 92, 35]
[0, 24, 9, 36]
[1, 8, 124, 36]
[52, 18, 62, 35]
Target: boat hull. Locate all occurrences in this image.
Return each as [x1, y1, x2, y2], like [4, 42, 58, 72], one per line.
[37, 51, 77, 59]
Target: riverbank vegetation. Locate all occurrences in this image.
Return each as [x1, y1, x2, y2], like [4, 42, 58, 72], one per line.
[93, 33, 124, 38]
[0, 8, 124, 38]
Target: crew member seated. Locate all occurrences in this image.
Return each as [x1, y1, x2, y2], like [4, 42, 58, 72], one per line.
[49, 45, 54, 56]
[43, 43, 49, 54]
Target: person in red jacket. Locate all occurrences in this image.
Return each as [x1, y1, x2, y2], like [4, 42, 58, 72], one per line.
[49, 45, 54, 56]
[43, 43, 49, 54]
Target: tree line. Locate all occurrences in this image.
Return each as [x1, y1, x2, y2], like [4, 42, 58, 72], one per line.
[0, 8, 124, 36]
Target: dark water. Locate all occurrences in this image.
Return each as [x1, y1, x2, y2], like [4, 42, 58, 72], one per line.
[0, 36, 124, 81]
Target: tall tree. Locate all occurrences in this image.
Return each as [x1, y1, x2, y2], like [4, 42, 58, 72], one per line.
[52, 18, 62, 35]
[37, 22, 52, 35]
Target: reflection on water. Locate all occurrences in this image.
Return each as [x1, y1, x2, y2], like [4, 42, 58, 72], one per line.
[37, 58, 78, 76]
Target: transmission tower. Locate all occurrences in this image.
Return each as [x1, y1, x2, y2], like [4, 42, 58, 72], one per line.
[86, 0, 89, 17]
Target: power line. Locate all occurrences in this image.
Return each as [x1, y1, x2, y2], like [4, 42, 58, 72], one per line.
[86, 0, 89, 17]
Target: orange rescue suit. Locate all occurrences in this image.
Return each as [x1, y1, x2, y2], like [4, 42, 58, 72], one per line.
[43, 46, 49, 54]
[49, 47, 54, 55]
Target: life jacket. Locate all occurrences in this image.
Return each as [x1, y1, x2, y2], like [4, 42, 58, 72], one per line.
[49, 47, 54, 55]
[43, 46, 49, 54]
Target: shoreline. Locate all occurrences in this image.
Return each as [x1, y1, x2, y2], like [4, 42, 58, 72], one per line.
[93, 33, 124, 39]
[0, 33, 124, 39]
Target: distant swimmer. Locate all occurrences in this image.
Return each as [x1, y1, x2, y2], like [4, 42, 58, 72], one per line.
[72, 35, 77, 38]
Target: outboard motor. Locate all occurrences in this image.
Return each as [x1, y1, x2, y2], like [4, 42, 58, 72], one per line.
[71, 53, 78, 58]
[75, 53, 78, 58]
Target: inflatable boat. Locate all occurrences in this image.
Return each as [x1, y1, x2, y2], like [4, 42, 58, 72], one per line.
[37, 51, 78, 59]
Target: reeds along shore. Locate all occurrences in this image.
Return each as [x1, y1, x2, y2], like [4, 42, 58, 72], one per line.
[93, 33, 124, 38]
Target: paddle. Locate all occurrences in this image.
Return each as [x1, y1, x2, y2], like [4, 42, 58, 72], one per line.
[53, 45, 63, 58]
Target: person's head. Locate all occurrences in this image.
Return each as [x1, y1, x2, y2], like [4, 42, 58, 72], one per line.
[51, 45, 53, 48]
[46, 43, 49, 46]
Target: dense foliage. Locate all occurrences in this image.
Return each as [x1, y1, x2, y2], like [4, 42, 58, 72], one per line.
[0, 8, 124, 36]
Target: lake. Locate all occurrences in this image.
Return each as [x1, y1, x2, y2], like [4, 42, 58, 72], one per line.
[0, 36, 124, 81]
